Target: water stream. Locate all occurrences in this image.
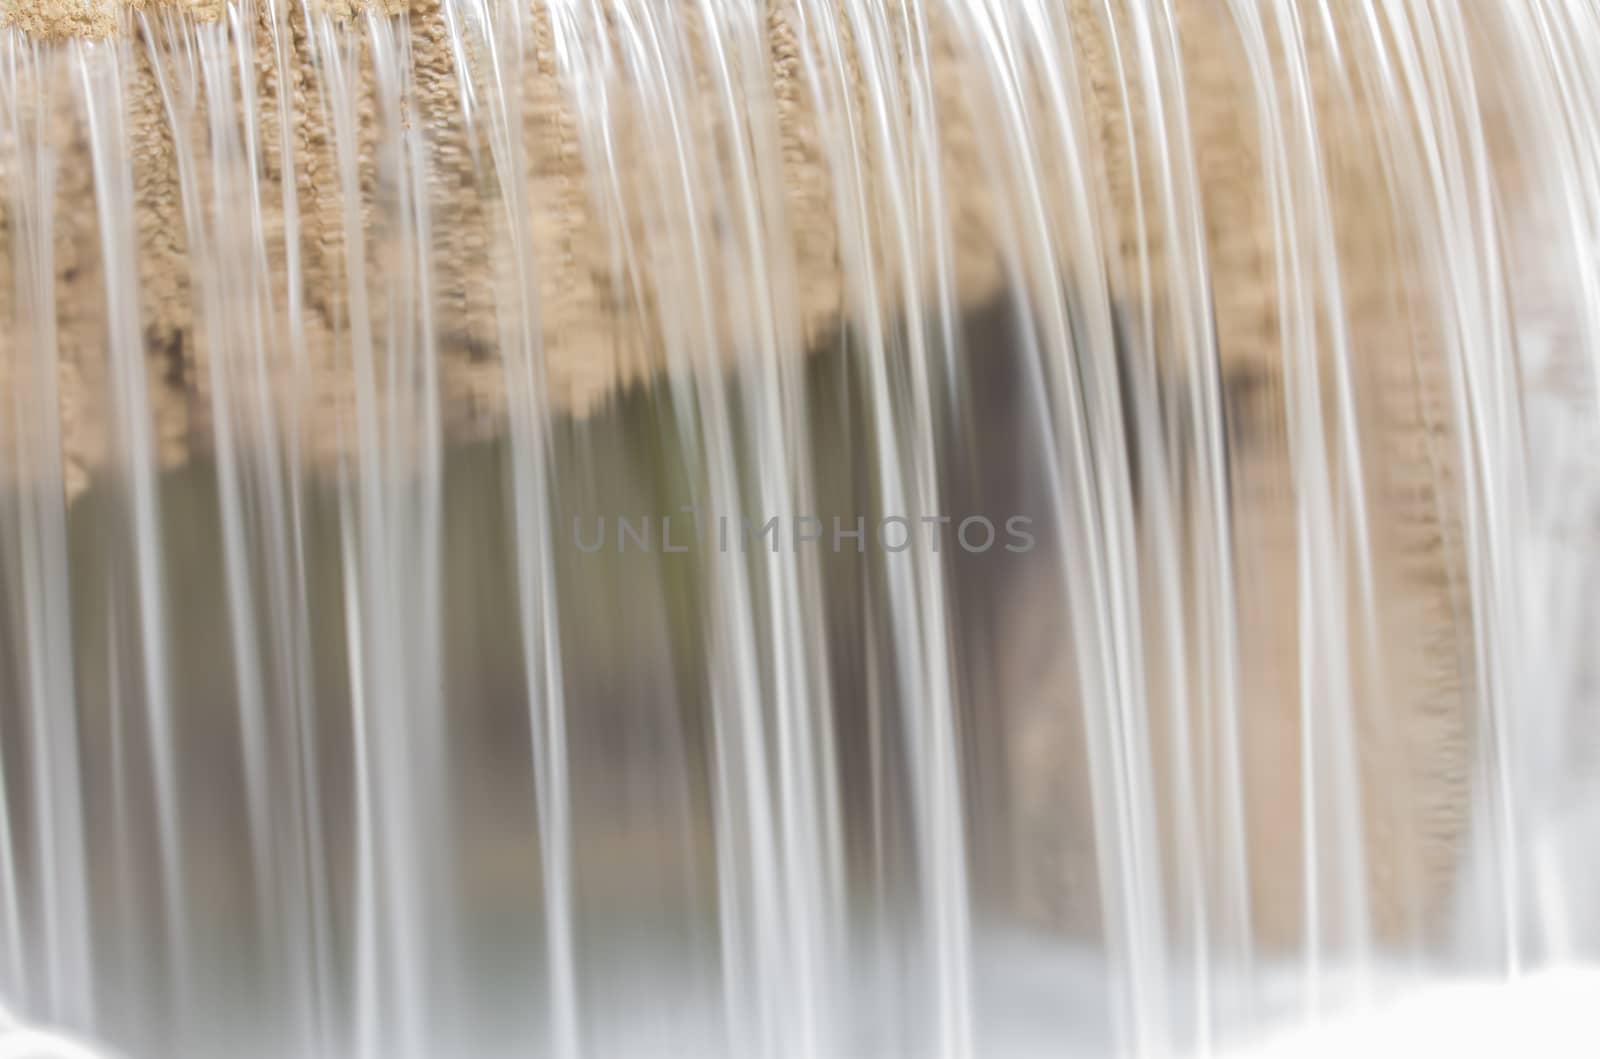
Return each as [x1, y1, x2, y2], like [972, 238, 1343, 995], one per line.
[1, 1, 1599, 1056]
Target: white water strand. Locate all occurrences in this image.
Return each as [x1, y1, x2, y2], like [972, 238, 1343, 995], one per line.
[442, 4, 579, 1056]
[1451, 0, 1600, 966]
[74, 30, 194, 1023]
[0, 32, 95, 1029]
[309, 13, 450, 1056]
[600, 7, 801, 1055]
[942, 5, 1172, 1052]
[1224, 0, 1375, 1011]
[791, 5, 978, 1055]
[142, 5, 277, 947]
[697, 5, 849, 1056]
[229, 2, 341, 1043]
[1351, 0, 1532, 975]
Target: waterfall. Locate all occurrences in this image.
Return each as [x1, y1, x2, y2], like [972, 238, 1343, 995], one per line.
[1, 1, 1599, 1056]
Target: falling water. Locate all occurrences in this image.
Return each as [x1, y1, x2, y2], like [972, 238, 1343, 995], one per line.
[2, 1, 1600, 1057]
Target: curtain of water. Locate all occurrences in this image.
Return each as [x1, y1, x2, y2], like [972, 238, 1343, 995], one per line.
[1, 2, 1599, 1058]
